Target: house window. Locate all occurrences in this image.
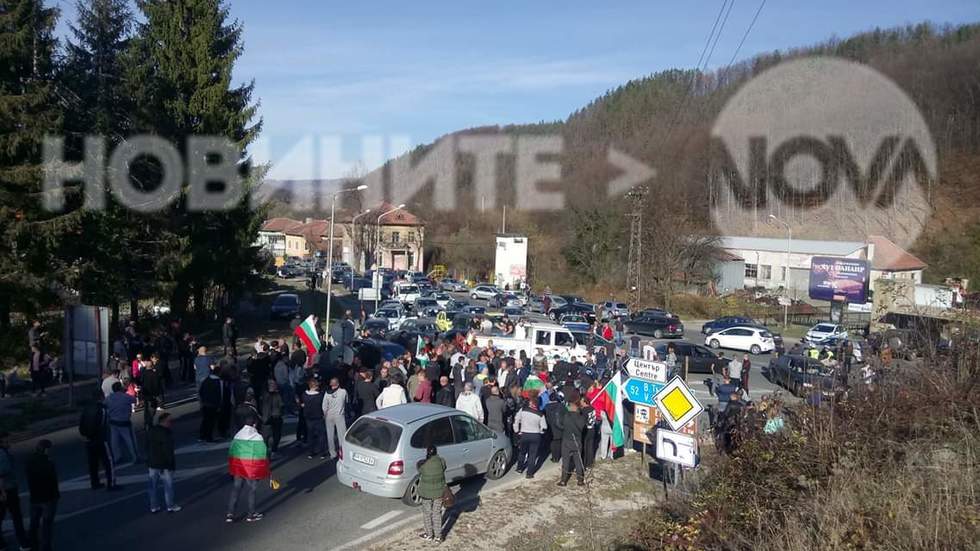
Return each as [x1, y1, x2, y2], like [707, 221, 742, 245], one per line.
[745, 263, 758, 279]
[407, 232, 415, 243]
[391, 232, 400, 244]
[759, 265, 772, 280]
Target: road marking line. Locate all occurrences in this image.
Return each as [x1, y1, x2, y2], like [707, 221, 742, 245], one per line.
[359, 510, 404, 530]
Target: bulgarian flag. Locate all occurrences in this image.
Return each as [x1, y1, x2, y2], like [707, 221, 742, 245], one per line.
[590, 371, 625, 451]
[522, 372, 545, 399]
[416, 335, 428, 367]
[228, 425, 270, 480]
[293, 315, 321, 357]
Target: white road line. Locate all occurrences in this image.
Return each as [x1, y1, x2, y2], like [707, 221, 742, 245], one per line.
[359, 510, 404, 530]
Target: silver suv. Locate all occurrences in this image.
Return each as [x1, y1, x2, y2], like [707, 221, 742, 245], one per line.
[337, 404, 512, 505]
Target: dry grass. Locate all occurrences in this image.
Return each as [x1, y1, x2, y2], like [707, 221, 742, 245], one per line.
[624, 338, 980, 551]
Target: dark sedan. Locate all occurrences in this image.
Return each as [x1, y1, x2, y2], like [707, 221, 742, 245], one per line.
[701, 316, 759, 335]
[625, 314, 684, 339]
[388, 318, 441, 350]
[269, 293, 301, 320]
[361, 318, 390, 339]
[549, 302, 596, 324]
[765, 354, 842, 397]
[654, 341, 730, 374]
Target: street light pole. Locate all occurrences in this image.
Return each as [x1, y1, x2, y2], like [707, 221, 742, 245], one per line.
[325, 185, 368, 343]
[374, 204, 405, 313]
[769, 214, 792, 329]
[351, 209, 372, 289]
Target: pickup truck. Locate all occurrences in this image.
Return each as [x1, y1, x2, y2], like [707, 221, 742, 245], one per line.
[474, 322, 589, 368]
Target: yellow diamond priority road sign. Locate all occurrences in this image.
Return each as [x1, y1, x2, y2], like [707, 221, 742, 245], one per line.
[653, 377, 703, 432]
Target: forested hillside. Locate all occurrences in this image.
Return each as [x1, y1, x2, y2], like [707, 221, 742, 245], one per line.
[313, 22, 980, 294]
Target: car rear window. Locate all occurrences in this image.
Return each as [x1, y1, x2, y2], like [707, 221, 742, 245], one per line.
[346, 418, 403, 454]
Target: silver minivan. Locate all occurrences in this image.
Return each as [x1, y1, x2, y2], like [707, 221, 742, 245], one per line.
[337, 404, 512, 505]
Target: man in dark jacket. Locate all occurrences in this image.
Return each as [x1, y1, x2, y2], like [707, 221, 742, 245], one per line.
[198, 367, 224, 442]
[146, 413, 180, 513]
[0, 431, 29, 550]
[302, 378, 327, 459]
[484, 386, 507, 434]
[247, 344, 272, 407]
[544, 393, 565, 463]
[558, 402, 586, 487]
[222, 317, 238, 358]
[434, 375, 455, 407]
[354, 370, 380, 417]
[140, 355, 166, 427]
[25, 440, 59, 551]
[78, 389, 115, 490]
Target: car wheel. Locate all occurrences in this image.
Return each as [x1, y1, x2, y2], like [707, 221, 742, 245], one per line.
[485, 450, 508, 480]
[653, 329, 664, 339]
[401, 476, 422, 507]
[750, 344, 761, 355]
[709, 339, 720, 349]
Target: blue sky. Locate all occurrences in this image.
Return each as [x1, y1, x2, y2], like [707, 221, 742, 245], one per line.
[54, 1, 980, 179]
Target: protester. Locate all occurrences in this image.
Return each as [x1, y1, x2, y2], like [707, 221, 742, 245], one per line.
[455, 382, 483, 422]
[416, 445, 447, 543]
[435, 375, 455, 407]
[0, 432, 29, 551]
[25, 440, 58, 551]
[105, 382, 140, 464]
[140, 354, 166, 427]
[261, 380, 284, 457]
[544, 393, 565, 463]
[302, 378, 327, 460]
[194, 346, 211, 387]
[322, 377, 347, 460]
[226, 415, 269, 523]
[78, 389, 116, 490]
[484, 385, 506, 434]
[355, 369, 380, 417]
[414, 370, 433, 403]
[558, 400, 587, 486]
[147, 413, 181, 513]
[376, 373, 407, 409]
[513, 393, 548, 479]
[740, 354, 752, 396]
[222, 316, 238, 358]
[198, 364, 226, 443]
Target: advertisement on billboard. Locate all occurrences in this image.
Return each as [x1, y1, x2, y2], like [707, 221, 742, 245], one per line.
[809, 256, 870, 303]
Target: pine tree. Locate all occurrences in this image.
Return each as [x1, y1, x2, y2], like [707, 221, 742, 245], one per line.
[0, 0, 64, 328]
[127, 0, 264, 316]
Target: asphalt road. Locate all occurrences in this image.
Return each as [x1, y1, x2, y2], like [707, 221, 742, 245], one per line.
[0, 281, 791, 551]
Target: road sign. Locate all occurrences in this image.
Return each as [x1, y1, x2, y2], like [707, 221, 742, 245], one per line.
[623, 377, 666, 407]
[655, 428, 698, 468]
[625, 357, 668, 382]
[652, 377, 704, 432]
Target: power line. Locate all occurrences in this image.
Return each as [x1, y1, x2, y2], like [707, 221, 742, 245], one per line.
[726, 0, 767, 68]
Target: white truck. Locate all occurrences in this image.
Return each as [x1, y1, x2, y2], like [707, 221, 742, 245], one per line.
[474, 322, 589, 369]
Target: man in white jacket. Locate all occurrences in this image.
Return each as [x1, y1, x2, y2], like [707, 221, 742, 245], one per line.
[455, 382, 483, 422]
[376, 374, 407, 409]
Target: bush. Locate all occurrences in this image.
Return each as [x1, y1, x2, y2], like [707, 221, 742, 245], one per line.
[625, 341, 980, 550]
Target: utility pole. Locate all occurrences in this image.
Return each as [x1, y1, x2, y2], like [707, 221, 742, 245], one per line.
[626, 186, 647, 311]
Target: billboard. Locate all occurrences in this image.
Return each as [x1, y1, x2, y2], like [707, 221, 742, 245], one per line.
[809, 256, 870, 303]
[494, 235, 528, 289]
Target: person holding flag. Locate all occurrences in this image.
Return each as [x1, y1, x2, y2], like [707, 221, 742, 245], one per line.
[293, 315, 321, 367]
[415, 336, 429, 369]
[225, 414, 270, 523]
[589, 372, 625, 456]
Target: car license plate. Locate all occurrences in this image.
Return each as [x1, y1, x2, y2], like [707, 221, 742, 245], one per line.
[352, 452, 375, 466]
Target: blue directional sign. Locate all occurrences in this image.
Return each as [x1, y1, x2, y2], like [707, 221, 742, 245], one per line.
[623, 377, 666, 407]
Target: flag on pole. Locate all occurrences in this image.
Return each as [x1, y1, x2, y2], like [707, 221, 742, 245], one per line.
[293, 315, 321, 357]
[590, 371, 625, 450]
[416, 335, 428, 367]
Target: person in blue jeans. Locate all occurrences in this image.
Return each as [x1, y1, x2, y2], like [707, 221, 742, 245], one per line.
[146, 413, 181, 513]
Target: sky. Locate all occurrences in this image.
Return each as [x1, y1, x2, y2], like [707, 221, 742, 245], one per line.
[54, 1, 980, 180]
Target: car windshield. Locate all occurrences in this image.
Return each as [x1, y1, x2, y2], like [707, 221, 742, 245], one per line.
[345, 417, 403, 454]
[814, 324, 835, 332]
[274, 295, 298, 306]
[401, 286, 420, 294]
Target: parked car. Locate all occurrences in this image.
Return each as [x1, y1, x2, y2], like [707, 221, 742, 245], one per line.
[632, 308, 679, 320]
[389, 318, 441, 349]
[362, 318, 391, 339]
[431, 292, 453, 309]
[372, 308, 405, 331]
[270, 293, 301, 319]
[549, 302, 596, 324]
[351, 338, 407, 370]
[764, 353, 842, 398]
[337, 404, 512, 505]
[439, 278, 469, 293]
[413, 298, 442, 317]
[600, 301, 630, 319]
[276, 265, 303, 279]
[460, 305, 487, 316]
[803, 323, 848, 344]
[705, 326, 775, 355]
[700, 316, 759, 335]
[624, 313, 684, 339]
[490, 293, 522, 309]
[470, 285, 500, 301]
[654, 341, 730, 374]
[560, 314, 591, 333]
[502, 306, 525, 318]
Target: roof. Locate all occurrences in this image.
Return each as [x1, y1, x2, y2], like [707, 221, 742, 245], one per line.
[260, 217, 304, 233]
[719, 236, 867, 257]
[366, 403, 456, 425]
[713, 249, 744, 262]
[374, 202, 423, 226]
[868, 235, 927, 271]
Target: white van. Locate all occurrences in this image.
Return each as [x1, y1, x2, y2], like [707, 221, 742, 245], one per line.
[393, 282, 421, 305]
